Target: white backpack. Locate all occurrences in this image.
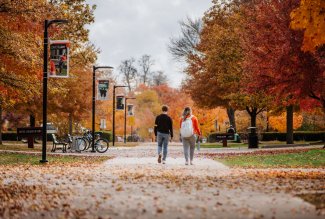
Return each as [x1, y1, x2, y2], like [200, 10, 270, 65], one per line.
[181, 116, 194, 138]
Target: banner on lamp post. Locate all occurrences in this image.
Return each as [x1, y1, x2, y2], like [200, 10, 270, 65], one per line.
[97, 80, 109, 100]
[116, 95, 125, 110]
[49, 40, 70, 78]
[127, 104, 134, 116]
[100, 119, 106, 129]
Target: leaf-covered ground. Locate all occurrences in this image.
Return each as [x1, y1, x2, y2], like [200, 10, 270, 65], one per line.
[0, 143, 324, 219]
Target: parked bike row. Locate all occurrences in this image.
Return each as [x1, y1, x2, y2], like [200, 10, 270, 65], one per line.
[51, 130, 109, 153]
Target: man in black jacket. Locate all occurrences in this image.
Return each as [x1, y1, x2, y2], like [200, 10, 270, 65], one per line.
[154, 105, 173, 164]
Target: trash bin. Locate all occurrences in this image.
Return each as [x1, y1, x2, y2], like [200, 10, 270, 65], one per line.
[234, 133, 241, 143]
[247, 127, 258, 148]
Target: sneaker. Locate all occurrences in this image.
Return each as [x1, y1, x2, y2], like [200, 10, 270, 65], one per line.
[190, 161, 194, 165]
[162, 160, 166, 164]
[158, 154, 162, 163]
[185, 161, 189, 165]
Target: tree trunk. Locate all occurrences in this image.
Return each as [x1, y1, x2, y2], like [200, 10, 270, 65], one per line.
[69, 113, 73, 135]
[286, 105, 294, 144]
[226, 108, 236, 130]
[30, 114, 35, 127]
[28, 114, 36, 148]
[0, 103, 2, 145]
[250, 111, 257, 128]
[266, 112, 269, 132]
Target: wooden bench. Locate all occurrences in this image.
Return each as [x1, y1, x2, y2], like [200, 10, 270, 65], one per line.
[51, 134, 67, 153]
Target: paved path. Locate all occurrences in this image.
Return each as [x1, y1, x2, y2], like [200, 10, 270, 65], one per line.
[0, 144, 324, 219]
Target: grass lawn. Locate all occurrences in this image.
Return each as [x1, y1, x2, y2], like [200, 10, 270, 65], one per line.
[0, 152, 110, 166]
[200, 140, 321, 149]
[0, 143, 43, 151]
[216, 149, 325, 168]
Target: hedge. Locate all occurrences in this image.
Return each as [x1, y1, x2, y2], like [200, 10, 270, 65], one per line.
[208, 131, 325, 142]
[261, 132, 325, 142]
[96, 131, 112, 141]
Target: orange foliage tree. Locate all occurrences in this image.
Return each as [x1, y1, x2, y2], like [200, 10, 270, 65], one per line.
[269, 113, 303, 132]
[290, 0, 325, 52]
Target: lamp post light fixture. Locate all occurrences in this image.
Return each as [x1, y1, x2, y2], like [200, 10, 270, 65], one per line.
[124, 97, 136, 144]
[112, 85, 128, 146]
[40, 19, 69, 163]
[91, 66, 113, 153]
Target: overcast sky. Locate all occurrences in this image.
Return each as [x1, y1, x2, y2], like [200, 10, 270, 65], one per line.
[86, 0, 212, 88]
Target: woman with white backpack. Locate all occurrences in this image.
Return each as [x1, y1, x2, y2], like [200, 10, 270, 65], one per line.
[179, 107, 201, 165]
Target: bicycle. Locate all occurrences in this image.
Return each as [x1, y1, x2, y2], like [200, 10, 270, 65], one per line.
[75, 130, 109, 153]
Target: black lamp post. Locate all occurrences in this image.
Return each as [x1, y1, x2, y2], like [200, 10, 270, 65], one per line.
[112, 85, 127, 146]
[92, 66, 113, 152]
[124, 97, 136, 144]
[40, 19, 69, 163]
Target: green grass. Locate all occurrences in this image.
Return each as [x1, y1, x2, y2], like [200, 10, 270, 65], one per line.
[0, 152, 110, 166]
[0, 143, 43, 151]
[216, 149, 325, 168]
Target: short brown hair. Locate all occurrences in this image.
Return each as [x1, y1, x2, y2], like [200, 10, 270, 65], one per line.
[162, 105, 168, 112]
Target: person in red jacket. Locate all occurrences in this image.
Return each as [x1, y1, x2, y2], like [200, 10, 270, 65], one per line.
[179, 107, 201, 165]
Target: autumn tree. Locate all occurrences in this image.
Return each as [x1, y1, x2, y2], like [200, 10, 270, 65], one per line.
[152, 71, 168, 86]
[134, 88, 161, 139]
[168, 17, 202, 61]
[0, 0, 98, 142]
[138, 54, 154, 86]
[119, 58, 138, 92]
[290, 0, 325, 52]
[241, 0, 324, 143]
[269, 112, 303, 132]
[180, 0, 248, 129]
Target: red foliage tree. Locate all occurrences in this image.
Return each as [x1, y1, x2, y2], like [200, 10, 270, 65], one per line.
[242, 0, 324, 111]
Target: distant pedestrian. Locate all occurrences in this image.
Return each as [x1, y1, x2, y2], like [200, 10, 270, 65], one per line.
[180, 107, 201, 165]
[154, 105, 173, 164]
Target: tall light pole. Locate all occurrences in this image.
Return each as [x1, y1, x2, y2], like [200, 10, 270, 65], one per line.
[92, 66, 113, 153]
[124, 97, 136, 144]
[112, 85, 127, 146]
[40, 19, 69, 163]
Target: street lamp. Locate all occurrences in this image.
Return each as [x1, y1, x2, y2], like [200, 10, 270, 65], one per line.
[92, 66, 113, 153]
[40, 19, 69, 163]
[112, 85, 128, 146]
[124, 97, 136, 144]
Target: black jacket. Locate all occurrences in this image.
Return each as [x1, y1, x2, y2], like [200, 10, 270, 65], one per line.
[154, 114, 173, 138]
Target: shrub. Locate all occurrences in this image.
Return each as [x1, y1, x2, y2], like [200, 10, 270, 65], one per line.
[95, 131, 111, 141]
[208, 131, 325, 142]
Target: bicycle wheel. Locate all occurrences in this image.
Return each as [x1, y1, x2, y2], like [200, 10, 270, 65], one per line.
[75, 137, 87, 151]
[95, 138, 109, 153]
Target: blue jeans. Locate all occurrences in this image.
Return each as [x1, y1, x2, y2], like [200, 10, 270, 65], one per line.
[157, 132, 169, 161]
